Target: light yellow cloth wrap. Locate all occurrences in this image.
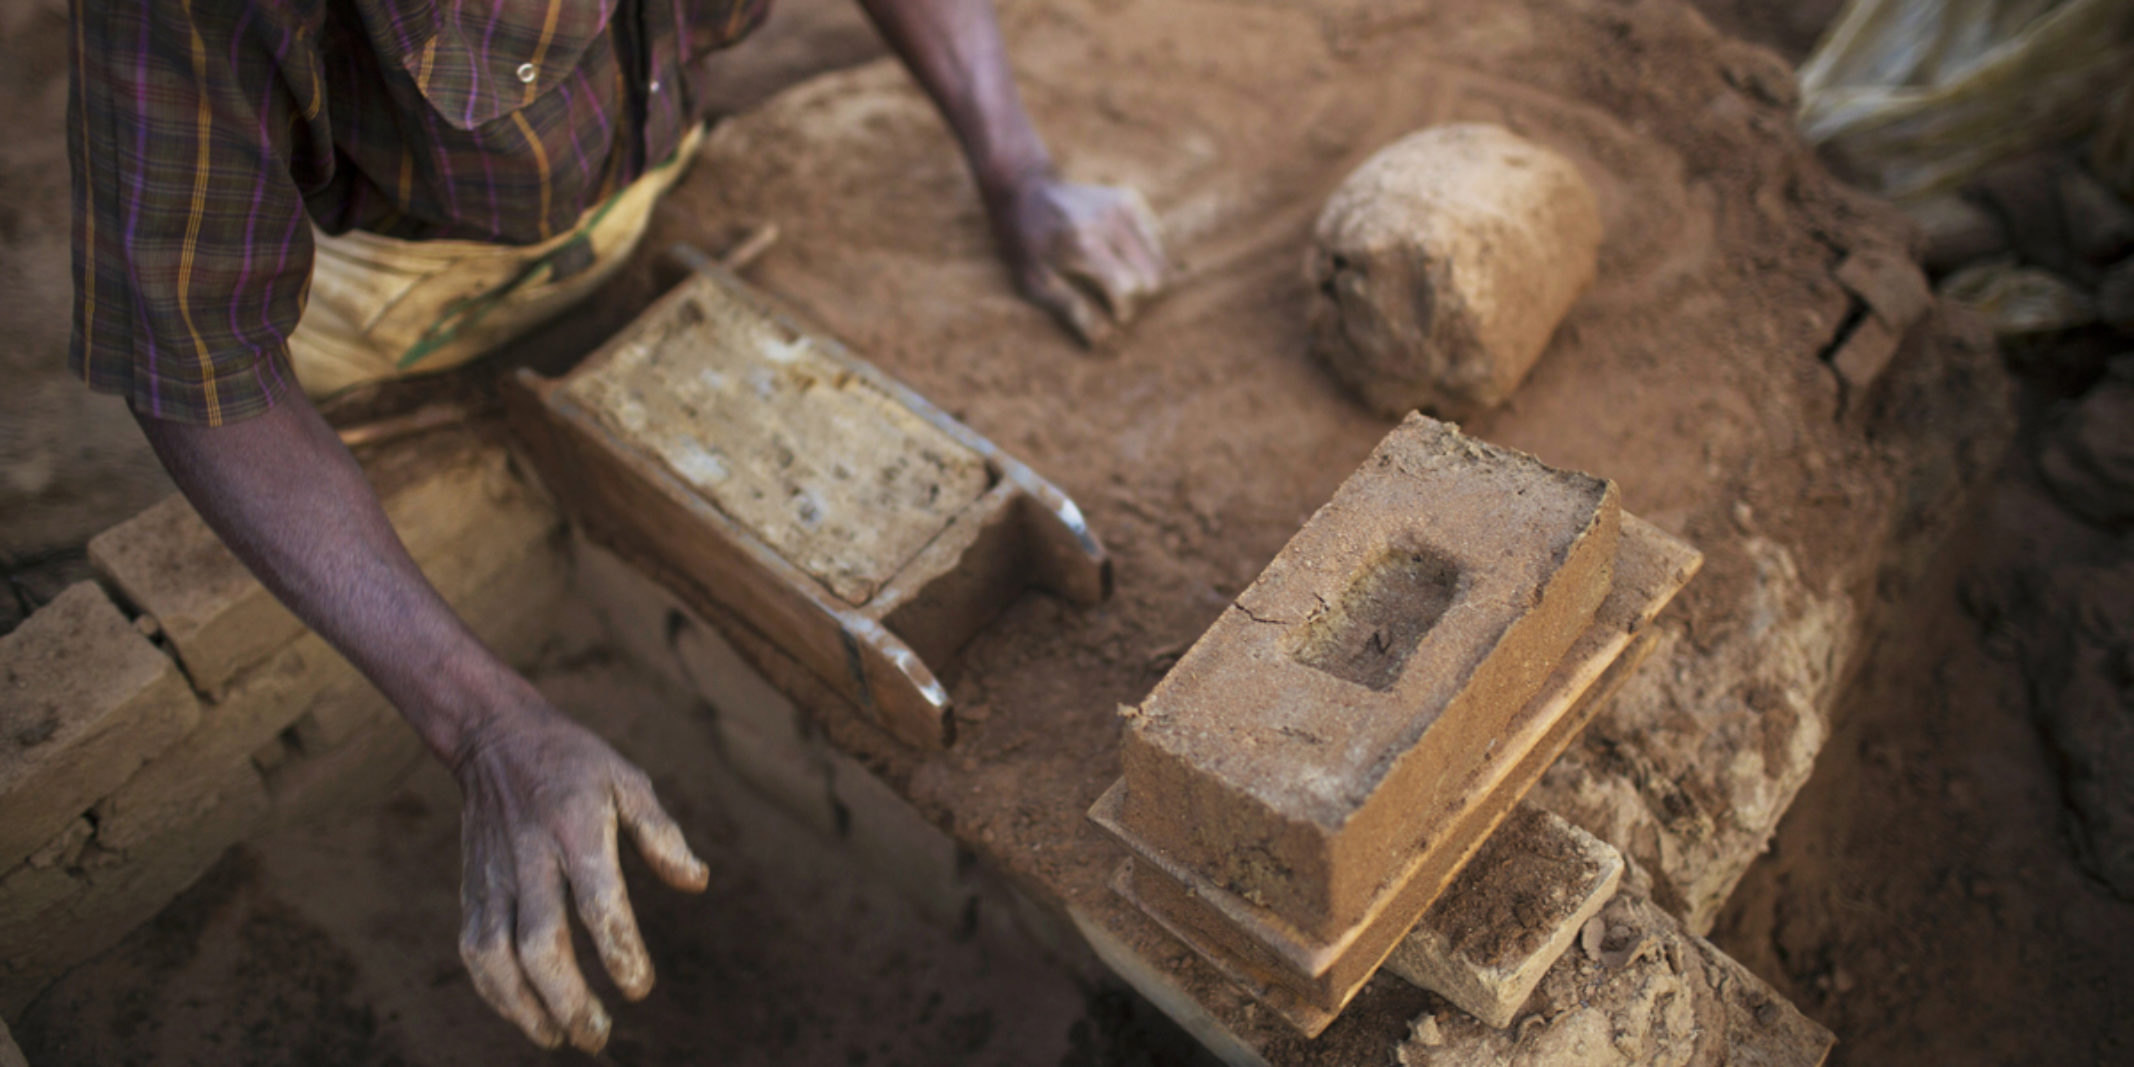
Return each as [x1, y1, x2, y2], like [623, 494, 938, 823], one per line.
[288, 124, 704, 398]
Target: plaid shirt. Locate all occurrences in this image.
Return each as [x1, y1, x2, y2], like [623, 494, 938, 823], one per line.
[67, 0, 772, 425]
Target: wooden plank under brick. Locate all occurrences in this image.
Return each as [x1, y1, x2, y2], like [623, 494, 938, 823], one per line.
[0, 759, 268, 1018]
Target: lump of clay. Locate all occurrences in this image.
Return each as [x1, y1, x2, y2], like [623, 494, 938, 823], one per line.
[1306, 123, 1603, 421]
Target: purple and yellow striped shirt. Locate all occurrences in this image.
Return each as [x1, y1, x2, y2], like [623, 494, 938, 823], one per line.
[67, 0, 772, 425]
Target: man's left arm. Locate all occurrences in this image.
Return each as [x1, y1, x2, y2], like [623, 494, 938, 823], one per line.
[856, 0, 1168, 345]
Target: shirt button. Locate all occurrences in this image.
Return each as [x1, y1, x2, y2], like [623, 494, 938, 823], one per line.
[648, 78, 662, 94]
[516, 62, 538, 83]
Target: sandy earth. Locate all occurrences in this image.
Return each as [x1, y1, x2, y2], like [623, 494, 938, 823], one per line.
[3, 1, 2131, 1065]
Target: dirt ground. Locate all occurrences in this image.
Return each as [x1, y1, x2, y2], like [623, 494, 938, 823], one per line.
[4, 1, 2131, 1065]
[1711, 393, 2134, 1066]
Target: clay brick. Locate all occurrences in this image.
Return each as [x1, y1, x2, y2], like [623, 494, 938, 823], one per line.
[577, 529, 840, 833]
[570, 531, 696, 692]
[584, 531, 840, 832]
[680, 620, 838, 839]
[1384, 804, 1623, 1028]
[263, 711, 428, 828]
[0, 760, 267, 1017]
[93, 632, 352, 852]
[376, 441, 564, 626]
[1119, 414, 1619, 938]
[1392, 880, 1834, 1064]
[0, 583, 200, 872]
[87, 437, 560, 700]
[1094, 514, 1695, 1033]
[826, 751, 969, 929]
[1830, 247, 1931, 392]
[289, 681, 395, 754]
[88, 494, 304, 699]
[572, 530, 838, 837]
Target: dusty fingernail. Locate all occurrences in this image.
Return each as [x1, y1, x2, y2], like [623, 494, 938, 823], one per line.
[608, 927, 653, 997]
[576, 1003, 612, 1051]
[536, 1018, 566, 1049]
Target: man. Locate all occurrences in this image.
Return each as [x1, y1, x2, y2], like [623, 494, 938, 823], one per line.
[68, 0, 1166, 1052]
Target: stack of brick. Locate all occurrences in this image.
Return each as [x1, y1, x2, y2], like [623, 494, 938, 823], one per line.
[1088, 415, 1701, 1035]
[0, 429, 567, 1017]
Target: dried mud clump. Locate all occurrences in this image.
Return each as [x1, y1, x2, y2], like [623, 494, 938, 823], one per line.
[1306, 123, 1603, 421]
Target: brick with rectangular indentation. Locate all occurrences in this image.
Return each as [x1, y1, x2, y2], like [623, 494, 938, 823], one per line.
[1117, 414, 1618, 940]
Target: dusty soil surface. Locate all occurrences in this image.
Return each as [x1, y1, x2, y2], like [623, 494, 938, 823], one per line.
[4, 2, 2130, 1066]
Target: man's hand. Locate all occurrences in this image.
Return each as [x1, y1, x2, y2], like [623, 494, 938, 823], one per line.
[131, 394, 706, 1051]
[991, 174, 1168, 347]
[453, 690, 708, 1052]
[857, 0, 1171, 345]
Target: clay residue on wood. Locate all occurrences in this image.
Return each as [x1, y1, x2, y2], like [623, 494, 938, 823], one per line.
[563, 275, 991, 606]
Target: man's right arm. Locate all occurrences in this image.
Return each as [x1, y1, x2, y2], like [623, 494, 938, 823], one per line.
[134, 388, 708, 1054]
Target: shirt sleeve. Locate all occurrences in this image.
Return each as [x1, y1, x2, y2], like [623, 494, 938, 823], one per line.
[67, 0, 319, 426]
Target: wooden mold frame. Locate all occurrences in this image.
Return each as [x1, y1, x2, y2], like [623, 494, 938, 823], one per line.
[1089, 515, 1700, 1035]
[506, 246, 1109, 749]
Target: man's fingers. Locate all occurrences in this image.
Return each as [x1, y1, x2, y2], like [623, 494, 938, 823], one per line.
[459, 838, 564, 1048]
[462, 919, 566, 1050]
[564, 813, 657, 1001]
[1022, 263, 1113, 347]
[1116, 188, 1171, 291]
[616, 772, 710, 893]
[515, 846, 611, 1053]
[1115, 229, 1167, 298]
[1060, 239, 1142, 325]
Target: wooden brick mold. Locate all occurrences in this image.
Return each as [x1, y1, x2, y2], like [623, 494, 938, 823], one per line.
[1090, 416, 1701, 1033]
[506, 246, 1109, 750]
